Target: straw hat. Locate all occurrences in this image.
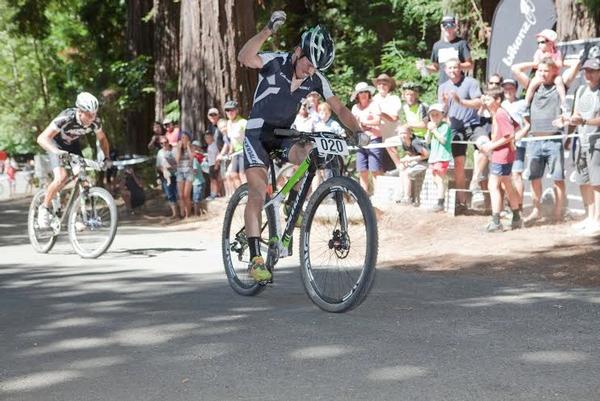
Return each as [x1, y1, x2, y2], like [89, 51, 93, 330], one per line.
[372, 73, 396, 91]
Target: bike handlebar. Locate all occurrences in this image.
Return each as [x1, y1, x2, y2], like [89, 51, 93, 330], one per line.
[60, 152, 106, 171]
[274, 129, 360, 147]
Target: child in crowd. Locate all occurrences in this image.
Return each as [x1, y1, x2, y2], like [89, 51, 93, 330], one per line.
[191, 140, 208, 216]
[204, 130, 220, 200]
[396, 125, 429, 206]
[314, 102, 345, 135]
[292, 100, 315, 132]
[400, 82, 428, 139]
[524, 29, 567, 112]
[156, 137, 178, 218]
[425, 104, 453, 212]
[479, 88, 523, 232]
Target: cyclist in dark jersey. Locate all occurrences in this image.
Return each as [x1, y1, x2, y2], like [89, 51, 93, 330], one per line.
[238, 11, 368, 282]
[36, 92, 111, 227]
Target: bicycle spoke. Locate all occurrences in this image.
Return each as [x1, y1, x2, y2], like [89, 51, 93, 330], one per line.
[69, 188, 117, 258]
[300, 176, 377, 312]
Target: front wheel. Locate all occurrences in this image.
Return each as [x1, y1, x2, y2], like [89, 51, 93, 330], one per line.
[28, 189, 58, 253]
[68, 187, 118, 258]
[300, 176, 378, 312]
[222, 184, 277, 296]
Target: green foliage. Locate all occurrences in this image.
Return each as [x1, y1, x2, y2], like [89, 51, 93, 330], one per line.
[259, 0, 446, 104]
[110, 55, 153, 111]
[163, 100, 180, 123]
[0, 0, 125, 155]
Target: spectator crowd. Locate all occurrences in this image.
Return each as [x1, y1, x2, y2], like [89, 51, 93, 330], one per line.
[145, 14, 600, 237]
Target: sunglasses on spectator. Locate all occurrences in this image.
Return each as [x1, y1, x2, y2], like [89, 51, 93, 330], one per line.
[488, 81, 501, 85]
[208, 113, 218, 116]
[442, 22, 456, 28]
[537, 40, 547, 44]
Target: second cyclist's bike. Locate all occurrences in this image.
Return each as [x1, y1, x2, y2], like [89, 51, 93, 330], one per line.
[28, 153, 118, 258]
[222, 129, 378, 313]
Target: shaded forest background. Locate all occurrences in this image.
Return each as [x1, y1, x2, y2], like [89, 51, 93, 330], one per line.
[0, 0, 598, 156]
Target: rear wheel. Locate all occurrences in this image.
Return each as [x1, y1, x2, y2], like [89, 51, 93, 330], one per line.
[68, 187, 118, 258]
[299, 176, 378, 312]
[28, 189, 58, 253]
[222, 184, 277, 296]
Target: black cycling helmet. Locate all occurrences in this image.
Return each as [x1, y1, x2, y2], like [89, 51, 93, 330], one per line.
[299, 25, 335, 71]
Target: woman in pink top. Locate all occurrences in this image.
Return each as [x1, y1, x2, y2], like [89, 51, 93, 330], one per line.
[480, 87, 522, 232]
[351, 82, 383, 193]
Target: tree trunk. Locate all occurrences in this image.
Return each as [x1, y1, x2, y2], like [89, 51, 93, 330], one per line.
[179, 0, 202, 139]
[179, 0, 256, 137]
[556, 0, 599, 40]
[153, 0, 180, 122]
[126, 0, 154, 154]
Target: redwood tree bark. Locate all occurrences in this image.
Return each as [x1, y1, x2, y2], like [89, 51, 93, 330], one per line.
[153, 0, 180, 122]
[126, 0, 154, 153]
[179, 0, 202, 139]
[556, 0, 599, 40]
[199, 0, 257, 123]
[179, 0, 256, 136]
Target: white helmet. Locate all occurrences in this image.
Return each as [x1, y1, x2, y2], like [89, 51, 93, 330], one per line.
[76, 92, 99, 113]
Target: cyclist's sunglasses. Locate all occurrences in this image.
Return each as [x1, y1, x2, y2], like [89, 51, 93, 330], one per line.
[442, 22, 456, 29]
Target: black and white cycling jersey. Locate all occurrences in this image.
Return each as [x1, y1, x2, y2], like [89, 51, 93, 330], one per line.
[247, 52, 334, 131]
[50, 108, 102, 149]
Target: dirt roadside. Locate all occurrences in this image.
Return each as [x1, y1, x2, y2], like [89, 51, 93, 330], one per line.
[119, 189, 600, 288]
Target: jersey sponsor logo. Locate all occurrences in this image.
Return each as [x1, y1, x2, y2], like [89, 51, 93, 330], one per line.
[254, 87, 282, 104]
[279, 72, 291, 84]
[243, 137, 262, 166]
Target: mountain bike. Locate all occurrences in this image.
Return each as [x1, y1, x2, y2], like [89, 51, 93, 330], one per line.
[27, 153, 118, 258]
[222, 129, 378, 312]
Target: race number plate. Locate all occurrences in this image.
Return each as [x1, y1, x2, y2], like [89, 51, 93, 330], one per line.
[314, 136, 349, 156]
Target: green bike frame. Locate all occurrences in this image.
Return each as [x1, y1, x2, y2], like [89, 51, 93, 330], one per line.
[264, 152, 319, 259]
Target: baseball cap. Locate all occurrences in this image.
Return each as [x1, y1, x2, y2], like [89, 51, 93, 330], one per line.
[536, 29, 557, 43]
[191, 140, 201, 146]
[427, 103, 446, 114]
[582, 58, 600, 70]
[207, 107, 219, 116]
[501, 78, 518, 87]
[441, 15, 456, 26]
[224, 100, 238, 110]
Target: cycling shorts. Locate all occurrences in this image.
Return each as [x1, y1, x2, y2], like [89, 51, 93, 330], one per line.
[243, 127, 298, 169]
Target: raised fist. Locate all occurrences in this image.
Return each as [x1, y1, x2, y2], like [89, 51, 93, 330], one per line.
[267, 10, 286, 33]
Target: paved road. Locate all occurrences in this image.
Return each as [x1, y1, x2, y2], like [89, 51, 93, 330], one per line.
[1, 197, 599, 401]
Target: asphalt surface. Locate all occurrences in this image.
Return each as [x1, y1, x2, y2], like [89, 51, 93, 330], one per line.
[1, 197, 600, 401]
